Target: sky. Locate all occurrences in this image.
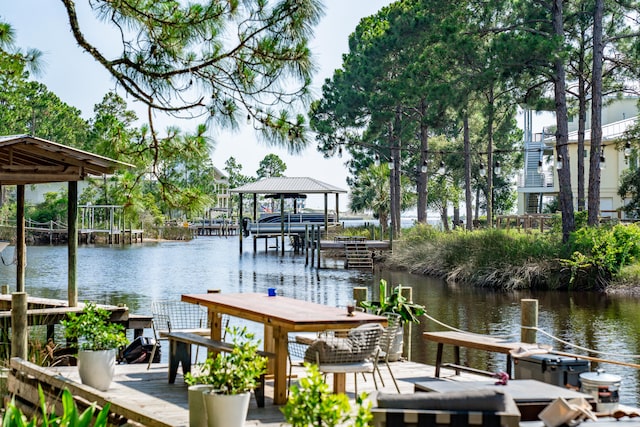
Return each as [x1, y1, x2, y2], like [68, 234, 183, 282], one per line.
[2, 0, 397, 209]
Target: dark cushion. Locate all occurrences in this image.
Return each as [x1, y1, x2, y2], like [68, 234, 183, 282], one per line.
[376, 389, 508, 412]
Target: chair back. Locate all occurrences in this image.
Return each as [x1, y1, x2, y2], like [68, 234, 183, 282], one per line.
[379, 312, 403, 359]
[307, 323, 384, 365]
[151, 300, 210, 332]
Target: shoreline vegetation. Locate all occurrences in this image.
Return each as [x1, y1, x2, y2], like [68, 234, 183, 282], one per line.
[377, 219, 640, 295]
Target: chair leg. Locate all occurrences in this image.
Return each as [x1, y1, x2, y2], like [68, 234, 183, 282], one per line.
[353, 373, 358, 396]
[375, 365, 386, 388]
[386, 361, 400, 393]
[147, 341, 159, 370]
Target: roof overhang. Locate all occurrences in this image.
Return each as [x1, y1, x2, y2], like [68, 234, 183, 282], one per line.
[231, 177, 347, 195]
[0, 135, 133, 185]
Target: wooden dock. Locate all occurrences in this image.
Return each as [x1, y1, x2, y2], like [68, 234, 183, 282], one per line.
[7, 357, 448, 427]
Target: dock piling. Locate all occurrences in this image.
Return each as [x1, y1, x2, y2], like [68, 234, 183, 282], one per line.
[521, 299, 538, 344]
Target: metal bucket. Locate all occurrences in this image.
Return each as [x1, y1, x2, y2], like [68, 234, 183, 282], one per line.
[579, 370, 621, 412]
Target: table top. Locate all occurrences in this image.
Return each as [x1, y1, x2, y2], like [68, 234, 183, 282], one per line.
[415, 379, 594, 403]
[182, 292, 387, 332]
[423, 331, 526, 353]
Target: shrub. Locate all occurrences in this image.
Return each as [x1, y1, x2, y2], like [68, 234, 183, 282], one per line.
[282, 363, 371, 427]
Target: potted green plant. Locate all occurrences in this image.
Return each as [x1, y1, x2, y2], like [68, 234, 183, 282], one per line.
[185, 326, 267, 427]
[360, 279, 426, 361]
[282, 363, 372, 427]
[61, 302, 128, 391]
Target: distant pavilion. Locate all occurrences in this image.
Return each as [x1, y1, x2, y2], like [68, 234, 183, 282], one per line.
[230, 177, 347, 254]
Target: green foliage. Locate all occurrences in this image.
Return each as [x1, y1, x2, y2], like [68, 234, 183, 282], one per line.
[184, 327, 267, 395]
[256, 154, 287, 179]
[562, 224, 640, 289]
[2, 385, 110, 427]
[26, 192, 67, 224]
[360, 279, 426, 324]
[387, 226, 563, 289]
[402, 223, 439, 243]
[60, 303, 128, 351]
[281, 363, 371, 427]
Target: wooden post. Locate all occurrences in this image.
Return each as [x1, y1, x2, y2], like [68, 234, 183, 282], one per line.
[1, 285, 8, 294]
[16, 185, 25, 293]
[521, 299, 538, 344]
[68, 181, 78, 307]
[310, 225, 315, 267]
[239, 193, 244, 254]
[400, 286, 413, 361]
[316, 225, 321, 269]
[11, 292, 28, 359]
[353, 287, 368, 308]
[280, 195, 285, 256]
[305, 225, 309, 265]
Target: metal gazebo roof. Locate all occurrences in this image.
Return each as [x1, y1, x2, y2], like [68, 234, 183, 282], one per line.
[0, 134, 132, 185]
[230, 177, 347, 195]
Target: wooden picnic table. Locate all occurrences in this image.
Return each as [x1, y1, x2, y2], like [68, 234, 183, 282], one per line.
[423, 331, 528, 379]
[182, 292, 387, 405]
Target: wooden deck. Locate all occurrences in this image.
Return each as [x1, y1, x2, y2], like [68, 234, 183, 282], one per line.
[10, 357, 487, 426]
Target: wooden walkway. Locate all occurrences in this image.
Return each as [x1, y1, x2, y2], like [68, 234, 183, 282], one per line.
[12, 358, 480, 426]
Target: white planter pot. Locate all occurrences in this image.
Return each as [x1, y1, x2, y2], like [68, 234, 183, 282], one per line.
[77, 349, 116, 391]
[203, 391, 251, 427]
[188, 385, 215, 427]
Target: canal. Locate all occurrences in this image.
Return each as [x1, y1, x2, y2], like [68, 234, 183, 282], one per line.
[0, 236, 638, 406]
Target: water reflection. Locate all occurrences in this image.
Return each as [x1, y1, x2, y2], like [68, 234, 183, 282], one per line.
[0, 238, 639, 405]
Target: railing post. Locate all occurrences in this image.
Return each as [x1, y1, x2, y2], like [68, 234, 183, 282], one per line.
[11, 292, 28, 359]
[353, 287, 368, 308]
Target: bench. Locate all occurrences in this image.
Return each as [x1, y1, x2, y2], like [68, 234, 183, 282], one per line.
[423, 331, 527, 379]
[166, 331, 275, 407]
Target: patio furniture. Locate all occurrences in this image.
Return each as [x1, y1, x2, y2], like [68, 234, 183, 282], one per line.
[413, 378, 595, 421]
[305, 323, 384, 396]
[181, 292, 387, 404]
[287, 335, 313, 397]
[372, 388, 521, 427]
[422, 331, 528, 378]
[375, 313, 403, 392]
[147, 300, 228, 369]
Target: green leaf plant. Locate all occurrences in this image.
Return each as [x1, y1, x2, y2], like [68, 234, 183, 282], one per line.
[60, 302, 128, 351]
[184, 326, 267, 395]
[282, 363, 372, 427]
[360, 279, 426, 324]
[2, 385, 110, 427]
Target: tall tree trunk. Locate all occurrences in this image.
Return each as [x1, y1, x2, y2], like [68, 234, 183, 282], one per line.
[453, 205, 460, 229]
[486, 86, 495, 228]
[588, 0, 604, 225]
[391, 107, 402, 236]
[440, 206, 449, 231]
[464, 114, 473, 230]
[417, 99, 429, 224]
[552, 0, 575, 242]
[576, 32, 588, 212]
[388, 122, 396, 239]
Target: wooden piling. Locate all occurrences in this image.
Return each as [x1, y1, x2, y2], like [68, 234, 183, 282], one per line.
[401, 286, 413, 361]
[521, 298, 538, 344]
[353, 287, 368, 308]
[11, 292, 28, 359]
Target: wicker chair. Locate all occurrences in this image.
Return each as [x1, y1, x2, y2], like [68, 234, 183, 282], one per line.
[147, 300, 228, 369]
[304, 323, 384, 395]
[375, 313, 403, 392]
[287, 335, 314, 396]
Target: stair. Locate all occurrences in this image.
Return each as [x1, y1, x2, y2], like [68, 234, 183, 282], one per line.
[344, 242, 373, 269]
[526, 193, 540, 214]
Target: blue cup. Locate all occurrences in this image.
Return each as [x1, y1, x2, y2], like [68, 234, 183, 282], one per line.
[267, 288, 276, 297]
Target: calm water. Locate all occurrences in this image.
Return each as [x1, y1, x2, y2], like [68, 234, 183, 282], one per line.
[2, 237, 640, 406]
